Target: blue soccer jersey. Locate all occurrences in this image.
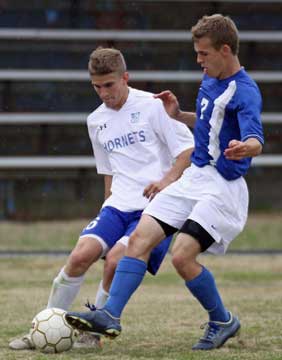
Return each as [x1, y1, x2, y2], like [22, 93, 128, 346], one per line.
[191, 68, 264, 180]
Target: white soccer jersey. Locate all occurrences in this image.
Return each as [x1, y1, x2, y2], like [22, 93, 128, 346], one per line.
[87, 87, 194, 211]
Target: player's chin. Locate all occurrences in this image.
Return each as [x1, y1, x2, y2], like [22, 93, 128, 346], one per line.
[103, 99, 115, 108]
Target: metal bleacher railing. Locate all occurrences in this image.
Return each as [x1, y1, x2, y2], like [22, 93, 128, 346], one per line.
[0, 29, 281, 168]
[0, 112, 280, 168]
[0, 29, 282, 42]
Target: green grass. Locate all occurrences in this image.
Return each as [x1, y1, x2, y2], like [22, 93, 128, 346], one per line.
[0, 214, 282, 359]
[229, 213, 282, 251]
[0, 213, 281, 252]
[0, 255, 282, 360]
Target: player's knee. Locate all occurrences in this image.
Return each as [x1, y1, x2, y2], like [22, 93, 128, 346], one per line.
[67, 248, 92, 273]
[128, 230, 140, 248]
[171, 249, 199, 279]
[67, 237, 103, 274]
[104, 253, 119, 275]
[171, 238, 197, 273]
[127, 230, 152, 258]
[171, 250, 188, 272]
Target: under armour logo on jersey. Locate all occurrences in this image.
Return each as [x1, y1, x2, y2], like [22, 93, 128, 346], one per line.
[130, 112, 140, 123]
[99, 123, 107, 131]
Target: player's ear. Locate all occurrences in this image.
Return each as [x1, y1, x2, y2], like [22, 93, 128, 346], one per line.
[123, 71, 129, 83]
[221, 44, 232, 56]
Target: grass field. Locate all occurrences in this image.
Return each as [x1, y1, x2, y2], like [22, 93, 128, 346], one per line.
[0, 214, 282, 360]
[0, 213, 282, 252]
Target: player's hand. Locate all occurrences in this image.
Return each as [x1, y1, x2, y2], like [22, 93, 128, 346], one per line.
[154, 90, 180, 119]
[143, 180, 168, 200]
[224, 140, 249, 160]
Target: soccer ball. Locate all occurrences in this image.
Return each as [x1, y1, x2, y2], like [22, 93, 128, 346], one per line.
[30, 308, 77, 353]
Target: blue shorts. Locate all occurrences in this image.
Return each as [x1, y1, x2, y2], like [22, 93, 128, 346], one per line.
[80, 206, 173, 275]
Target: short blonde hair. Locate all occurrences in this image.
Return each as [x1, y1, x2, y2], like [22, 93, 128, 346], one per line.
[88, 47, 127, 76]
[191, 14, 239, 55]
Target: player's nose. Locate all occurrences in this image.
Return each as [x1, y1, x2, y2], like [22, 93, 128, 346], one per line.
[196, 54, 203, 64]
[99, 87, 109, 99]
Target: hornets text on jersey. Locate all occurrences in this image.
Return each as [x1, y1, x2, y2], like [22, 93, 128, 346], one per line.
[87, 87, 194, 211]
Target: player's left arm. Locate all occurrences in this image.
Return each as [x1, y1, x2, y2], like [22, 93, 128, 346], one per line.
[224, 138, 262, 160]
[143, 147, 193, 199]
[225, 85, 264, 161]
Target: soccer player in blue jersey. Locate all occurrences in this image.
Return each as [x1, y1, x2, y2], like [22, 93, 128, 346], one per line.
[65, 15, 264, 351]
[9, 47, 194, 350]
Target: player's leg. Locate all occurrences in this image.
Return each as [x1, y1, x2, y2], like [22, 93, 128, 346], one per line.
[72, 208, 131, 349]
[173, 168, 248, 350]
[94, 241, 126, 309]
[146, 234, 173, 275]
[172, 221, 240, 350]
[65, 213, 174, 336]
[173, 178, 248, 351]
[93, 212, 142, 309]
[172, 221, 230, 322]
[9, 234, 105, 351]
[47, 206, 127, 310]
[102, 213, 170, 318]
[103, 240, 127, 292]
[9, 207, 126, 350]
[95, 230, 173, 311]
[47, 235, 104, 310]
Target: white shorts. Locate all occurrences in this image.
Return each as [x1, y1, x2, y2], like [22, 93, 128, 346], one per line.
[143, 164, 249, 254]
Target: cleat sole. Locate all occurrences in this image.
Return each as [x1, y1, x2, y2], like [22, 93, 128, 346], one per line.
[65, 314, 121, 339]
[105, 328, 121, 339]
[66, 315, 93, 332]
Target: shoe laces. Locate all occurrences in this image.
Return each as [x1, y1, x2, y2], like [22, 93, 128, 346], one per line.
[85, 300, 97, 312]
[200, 322, 220, 342]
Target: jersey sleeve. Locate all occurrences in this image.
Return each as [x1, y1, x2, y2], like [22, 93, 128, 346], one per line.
[87, 117, 113, 175]
[237, 86, 264, 145]
[151, 99, 194, 158]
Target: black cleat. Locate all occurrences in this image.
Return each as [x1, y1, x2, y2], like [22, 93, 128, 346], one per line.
[65, 309, 121, 339]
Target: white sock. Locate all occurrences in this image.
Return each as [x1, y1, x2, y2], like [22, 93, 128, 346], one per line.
[94, 280, 109, 309]
[47, 267, 85, 310]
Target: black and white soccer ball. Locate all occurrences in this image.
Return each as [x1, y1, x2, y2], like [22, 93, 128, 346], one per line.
[30, 307, 77, 353]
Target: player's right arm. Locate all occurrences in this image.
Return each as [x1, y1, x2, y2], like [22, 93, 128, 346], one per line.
[154, 90, 196, 128]
[87, 113, 113, 200]
[104, 175, 112, 200]
[143, 147, 192, 200]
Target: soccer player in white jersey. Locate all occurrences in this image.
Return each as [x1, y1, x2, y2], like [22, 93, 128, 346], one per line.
[66, 15, 264, 351]
[9, 47, 194, 350]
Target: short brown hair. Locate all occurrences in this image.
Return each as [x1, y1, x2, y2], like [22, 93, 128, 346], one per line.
[88, 47, 127, 76]
[191, 14, 239, 55]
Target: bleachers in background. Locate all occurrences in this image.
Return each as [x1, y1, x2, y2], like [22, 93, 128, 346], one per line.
[1, 30, 282, 71]
[1, 1, 282, 30]
[0, 0, 281, 219]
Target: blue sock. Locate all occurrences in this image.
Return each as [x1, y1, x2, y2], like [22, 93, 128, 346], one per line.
[104, 256, 147, 318]
[185, 266, 229, 322]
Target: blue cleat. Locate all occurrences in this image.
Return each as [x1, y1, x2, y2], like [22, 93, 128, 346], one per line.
[192, 312, 241, 350]
[65, 308, 121, 339]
